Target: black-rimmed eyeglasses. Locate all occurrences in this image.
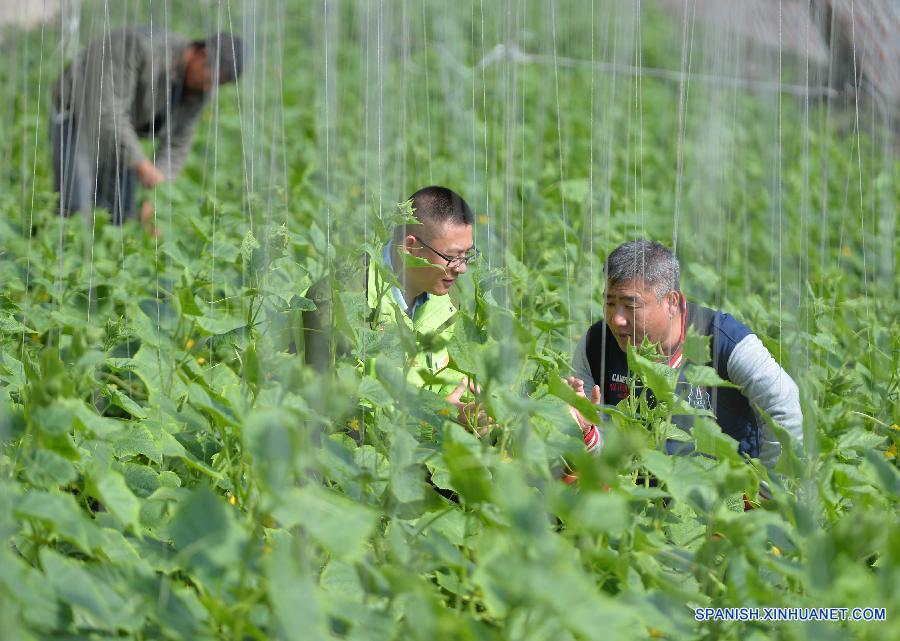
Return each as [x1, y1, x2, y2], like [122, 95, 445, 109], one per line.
[413, 235, 480, 268]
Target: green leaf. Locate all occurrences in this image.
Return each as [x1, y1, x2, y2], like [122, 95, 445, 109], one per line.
[194, 314, 247, 336]
[241, 228, 260, 261]
[681, 364, 738, 389]
[39, 549, 134, 631]
[681, 327, 710, 364]
[627, 346, 676, 402]
[177, 284, 203, 317]
[108, 387, 149, 419]
[112, 425, 162, 464]
[390, 427, 425, 504]
[93, 470, 141, 531]
[0, 315, 36, 334]
[570, 493, 631, 535]
[402, 252, 434, 269]
[170, 486, 247, 586]
[547, 374, 600, 425]
[692, 417, 743, 464]
[15, 491, 102, 554]
[272, 485, 377, 560]
[286, 294, 317, 311]
[266, 534, 326, 640]
[23, 450, 77, 488]
[444, 437, 491, 505]
[34, 399, 125, 440]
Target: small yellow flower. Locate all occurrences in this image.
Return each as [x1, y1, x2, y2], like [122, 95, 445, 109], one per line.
[263, 545, 273, 554]
[109, 383, 118, 390]
[228, 494, 237, 505]
[348, 418, 360, 431]
[890, 424, 899, 432]
[196, 356, 206, 365]
[771, 545, 782, 556]
[648, 628, 664, 638]
[477, 214, 489, 225]
[841, 245, 852, 257]
[185, 338, 195, 350]
[885, 444, 897, 460]
[438, 407, 453, 417]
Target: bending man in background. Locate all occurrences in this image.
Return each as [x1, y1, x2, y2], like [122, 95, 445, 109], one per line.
[50, 28, 243, 227]
[569, 239, 803, 471]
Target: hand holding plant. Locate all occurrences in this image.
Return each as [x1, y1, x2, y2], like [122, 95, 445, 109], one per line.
[564, 376, 601, 436]
[446, 376, 494, 437]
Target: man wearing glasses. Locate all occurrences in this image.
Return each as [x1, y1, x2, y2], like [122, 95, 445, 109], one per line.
[305, 185, 489, 429]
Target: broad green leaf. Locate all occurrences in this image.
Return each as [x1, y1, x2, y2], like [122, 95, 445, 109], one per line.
[692, 417, 743, 464]
[23, 449, 77, 488]
[681, 328, 711, 364]
[107, 387, 149, 419]
[266, 536, 326, 641]
[93, 470, 141, 531]
[390, 427, 425, 503]
[570, 493, 631, 535]
[194, 314, 246, 336]
[272, 485, 377, 559]
[682, 364, 739, 389]
[547, 373, 600, 425]
[15, 491, 102, 554]
[627, 346, 676, 402]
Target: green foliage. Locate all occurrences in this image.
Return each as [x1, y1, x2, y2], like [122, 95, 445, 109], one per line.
[0, 1, 897, 640]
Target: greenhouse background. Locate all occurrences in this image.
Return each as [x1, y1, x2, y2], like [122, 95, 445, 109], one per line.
[0, 1, 896, 640]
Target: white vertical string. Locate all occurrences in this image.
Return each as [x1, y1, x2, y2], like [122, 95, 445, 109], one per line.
[549, 0, 573, 351]
[847, 0, 872, 374]
[21, 4, 46, 359]
[672, 0, 696, 255]
[421, 0, 433, 183]
[776, 0, 783, 364]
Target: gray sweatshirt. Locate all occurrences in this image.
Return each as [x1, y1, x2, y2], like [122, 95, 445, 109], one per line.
[52, 27, 207, 178]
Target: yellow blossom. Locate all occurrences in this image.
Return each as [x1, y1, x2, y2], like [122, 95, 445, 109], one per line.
[196, 356, 206, 365]
[771, 545, 782, 556]
[185, 338, 195, 350]
[885, 444, 897, 460]
[228, 494, 237, 506]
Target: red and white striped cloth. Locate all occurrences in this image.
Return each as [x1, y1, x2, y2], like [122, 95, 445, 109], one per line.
[583, 424, 603, 454]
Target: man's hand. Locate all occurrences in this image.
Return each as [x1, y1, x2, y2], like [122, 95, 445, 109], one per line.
[564, 376, 602, 436]
[135, 160, 165, 189]
[140, 201, 160, 237]
[446, 377, 494, 437]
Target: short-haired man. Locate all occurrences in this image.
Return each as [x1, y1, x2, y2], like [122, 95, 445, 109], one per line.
[51, 28, 244, 226]
[305, 186, 489, 429]
[570, 239, 803, 470]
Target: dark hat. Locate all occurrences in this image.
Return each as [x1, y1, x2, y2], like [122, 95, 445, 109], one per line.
[202, 32, 244, 83]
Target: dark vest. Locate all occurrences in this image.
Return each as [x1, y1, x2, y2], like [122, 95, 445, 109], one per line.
[584, 302, 761, 459]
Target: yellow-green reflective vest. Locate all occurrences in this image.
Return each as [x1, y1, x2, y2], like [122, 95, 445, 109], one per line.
[364, 259, 463, 396]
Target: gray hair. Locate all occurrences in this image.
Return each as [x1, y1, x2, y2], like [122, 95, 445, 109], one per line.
[605, 240, 680, 300]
